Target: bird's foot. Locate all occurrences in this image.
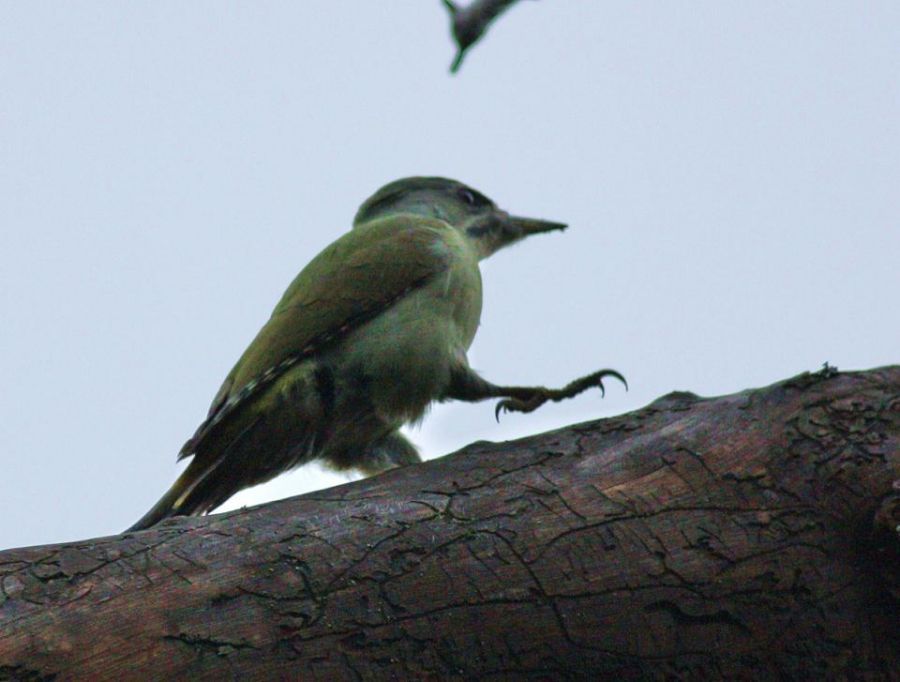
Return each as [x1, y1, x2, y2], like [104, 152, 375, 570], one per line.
[494, 368, 627, 421]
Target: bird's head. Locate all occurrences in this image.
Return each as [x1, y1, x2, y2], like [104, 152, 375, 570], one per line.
[353, 177, 566, 259]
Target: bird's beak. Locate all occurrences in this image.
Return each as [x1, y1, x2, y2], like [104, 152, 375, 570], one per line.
[507, 215, 568, 237]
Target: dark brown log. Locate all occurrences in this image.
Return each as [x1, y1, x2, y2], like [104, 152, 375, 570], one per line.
[1, 366, 898, 681]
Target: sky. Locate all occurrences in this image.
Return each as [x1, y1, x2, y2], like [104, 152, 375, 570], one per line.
[1, 2, 898, 549]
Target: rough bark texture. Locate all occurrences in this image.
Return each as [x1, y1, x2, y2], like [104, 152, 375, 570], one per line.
[1, 367, 898, 681]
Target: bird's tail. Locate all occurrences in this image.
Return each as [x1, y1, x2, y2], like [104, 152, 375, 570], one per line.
[125, 463, 205, 532]
[126, 397, 314, 531]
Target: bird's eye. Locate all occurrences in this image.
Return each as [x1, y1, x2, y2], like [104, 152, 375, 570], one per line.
[458, 188, 478, 207]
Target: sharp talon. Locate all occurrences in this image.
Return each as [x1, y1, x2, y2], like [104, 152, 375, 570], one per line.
[593, 369, 627, 395]
[495, 399, 516, 421]
[492, 369, 626, 421]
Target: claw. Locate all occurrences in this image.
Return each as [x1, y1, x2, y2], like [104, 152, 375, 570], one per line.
[493, 368, 626, 422]
[495, 398, 522, 421]
[591, 368, 628, 398]
[495, 395, 541, 420]
[606, 369, 628, 391]
[558, 368, 627, 403]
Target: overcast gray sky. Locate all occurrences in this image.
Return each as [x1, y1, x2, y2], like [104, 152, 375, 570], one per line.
[2, 2, 898, 549]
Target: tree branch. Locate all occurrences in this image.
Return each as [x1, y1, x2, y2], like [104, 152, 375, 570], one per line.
[1, 366, 898, 679]
[442, 0, 524, 73]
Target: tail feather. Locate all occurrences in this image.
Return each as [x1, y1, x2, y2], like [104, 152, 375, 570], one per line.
[127, 370, 323, 531]
[125, 458, 218, 531]
[125, 479, 187, 531]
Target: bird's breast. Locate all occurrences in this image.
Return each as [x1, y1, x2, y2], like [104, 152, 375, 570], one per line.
[329, 246, 482, 425]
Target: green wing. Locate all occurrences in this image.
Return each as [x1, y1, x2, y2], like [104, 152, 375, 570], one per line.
[180, 215, 455, 458]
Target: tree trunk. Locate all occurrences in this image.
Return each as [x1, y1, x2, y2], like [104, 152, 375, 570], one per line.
[1, 367, 898, 681]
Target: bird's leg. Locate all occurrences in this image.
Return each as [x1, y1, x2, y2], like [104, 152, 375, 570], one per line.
[355, 431, 422, 475]
[445, 365, 627, 420]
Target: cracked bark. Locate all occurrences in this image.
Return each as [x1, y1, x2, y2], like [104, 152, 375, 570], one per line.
[1, 366, 898, 681]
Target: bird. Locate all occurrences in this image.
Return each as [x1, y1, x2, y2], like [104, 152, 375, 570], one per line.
[127, 177, 625, 531]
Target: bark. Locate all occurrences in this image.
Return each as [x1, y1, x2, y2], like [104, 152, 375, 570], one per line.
[1, 366, 898, 681]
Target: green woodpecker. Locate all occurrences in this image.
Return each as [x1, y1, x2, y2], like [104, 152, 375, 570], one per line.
[127, 177, 625, 531]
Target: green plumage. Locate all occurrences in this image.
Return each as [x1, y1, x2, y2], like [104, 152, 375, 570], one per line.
[128, 177, 622, 531]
